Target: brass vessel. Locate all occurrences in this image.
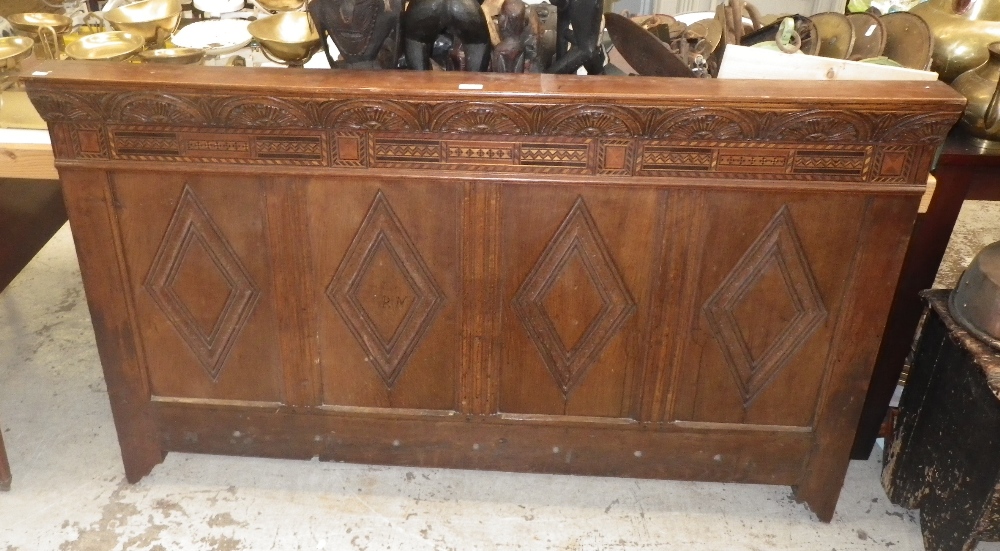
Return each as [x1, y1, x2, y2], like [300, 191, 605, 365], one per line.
[0, 36, 34, 70]
[247, 12, 320, 66]
[8, 12, 73, 59]
[104, 0, 183, 43]
[7, 13, 73, 35]
[64, 31, 145, 62]
[951, 41, 1000, 146]
[911, 0, 1000, 82]
[137, 47, 205, 64]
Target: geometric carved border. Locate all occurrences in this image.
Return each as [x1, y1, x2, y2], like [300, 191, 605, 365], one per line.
[145, 186, 260, 380]
[30, 86, 958, 185]
[513, 197, 636, 395]
[703, 206, 827, 406]
[326, 191, 444, 387]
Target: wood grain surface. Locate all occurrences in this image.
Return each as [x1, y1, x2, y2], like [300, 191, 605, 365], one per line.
[25, 61, 964, 522]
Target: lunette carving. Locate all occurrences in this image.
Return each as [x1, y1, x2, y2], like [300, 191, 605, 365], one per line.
[649, 107, 754, 141]
[767, 110, 871, 143]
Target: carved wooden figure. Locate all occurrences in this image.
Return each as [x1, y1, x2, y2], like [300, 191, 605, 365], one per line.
[490, 0, 539, 73]
[402, 0, 491, 71]
[308, 0, 401, 69]
[25, 62, 962, 523]
[547, 0, 603, 74]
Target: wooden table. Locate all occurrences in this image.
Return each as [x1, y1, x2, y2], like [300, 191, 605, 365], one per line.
[883, 290, 1000, 551]
[852, 130, 1000, 459]
[25, 61, 963, 521]
[0, 130, 64, 492]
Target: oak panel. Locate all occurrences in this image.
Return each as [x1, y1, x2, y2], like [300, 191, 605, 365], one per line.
[498, 186, 659, 418]
[111, 172, 284, 402]
[309, 178, 462, 411]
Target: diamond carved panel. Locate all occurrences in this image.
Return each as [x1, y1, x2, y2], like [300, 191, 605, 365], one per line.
[146, 186, 260, 380]
[513, 198, 636, 395]
[327, 192, 444, 387]
[703, 206, 827, 406]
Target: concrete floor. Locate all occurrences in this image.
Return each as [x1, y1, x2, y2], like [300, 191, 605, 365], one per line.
[1, 201, 998, 550]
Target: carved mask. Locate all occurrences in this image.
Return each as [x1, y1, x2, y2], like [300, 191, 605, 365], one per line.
[328, 0, 382, 55]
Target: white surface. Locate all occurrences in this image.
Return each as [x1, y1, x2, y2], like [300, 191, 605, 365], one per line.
[718, 44, 939, 81]
[0, 128, 50, 145]
[171, 19, 251, 56]
[192, 0, 245, 14]
[2, 224, 1000, 550]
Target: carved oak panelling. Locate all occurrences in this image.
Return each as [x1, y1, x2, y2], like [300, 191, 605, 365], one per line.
[107, 127, 328, 165]
[703, 206, 828, 406]
[429, 102, 531, 135]
[871, 146, 913, 183]
[649, 107, 755, 140]
[327, 192, 445, 387]
[145, 186, 260, 381]
[108, 93, 207, 125]
[513, 198, 636, 395]
[322, 99, 420, 131]
[70, 125, 109, 159]
[597, 139, 635, 176]
[636, 142, 875, 180]
[31, 90, 952, 145]
[332, 132, 368, 167]
[767, 110, 871, 142]
[31, 88, 948, 185]
[367, 135, 596, 174]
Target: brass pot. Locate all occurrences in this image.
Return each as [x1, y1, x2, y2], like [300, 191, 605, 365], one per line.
[951, 41, 1000, 145]
[911, 0, 1000, 82]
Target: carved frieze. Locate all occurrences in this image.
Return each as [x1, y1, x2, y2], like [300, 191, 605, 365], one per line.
[29, 87, 951, 184]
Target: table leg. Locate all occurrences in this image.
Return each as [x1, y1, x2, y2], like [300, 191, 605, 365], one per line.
[850, 165, 974, 459]
[0, 422, 9, 491]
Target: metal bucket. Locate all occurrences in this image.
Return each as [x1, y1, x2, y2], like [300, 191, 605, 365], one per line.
[950, 240, 1000, 349]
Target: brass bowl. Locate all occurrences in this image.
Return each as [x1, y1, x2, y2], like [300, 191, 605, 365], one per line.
[248, 12, 320, 65]
[64, 31, 145, 61]
[7, 13, 73, 35]
[137, 47, 205, 64]
[0, 36, 35, 70]
[254, 0, 306, 12]
[104, 0, 183, 43]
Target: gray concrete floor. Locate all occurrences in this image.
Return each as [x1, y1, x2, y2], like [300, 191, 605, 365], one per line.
[1, 201, 998, 550]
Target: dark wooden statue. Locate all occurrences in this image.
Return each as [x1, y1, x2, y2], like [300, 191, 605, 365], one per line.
[402, 0, 491, 71]
[547, 0, 603, 74]
[490, 0, 539, 72]
[308, 0, 401, 69]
